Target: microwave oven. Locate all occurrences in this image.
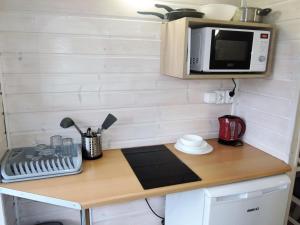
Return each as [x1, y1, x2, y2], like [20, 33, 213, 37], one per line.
[190, 27, 271, 73]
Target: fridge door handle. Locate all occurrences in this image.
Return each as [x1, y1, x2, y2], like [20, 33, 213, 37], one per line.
[216, 191, 263, 202]
[215, 185, 289, 203]
[239, 191, 263, 199]
[262, 184, 289, 194]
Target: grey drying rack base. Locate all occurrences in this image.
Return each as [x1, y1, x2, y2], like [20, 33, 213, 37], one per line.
[0, 144, 82, 183]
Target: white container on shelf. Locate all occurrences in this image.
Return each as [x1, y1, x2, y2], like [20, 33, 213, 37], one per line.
[199, 4, 238, 21]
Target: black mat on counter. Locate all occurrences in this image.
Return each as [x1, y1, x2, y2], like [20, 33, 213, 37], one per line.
[121, 145, 201, 190]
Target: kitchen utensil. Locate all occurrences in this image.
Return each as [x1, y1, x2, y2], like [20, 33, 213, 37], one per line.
[60, 117, 83, 135]
[0, 144, 82, 183]
[60, 114, 117, 160]
[199, 4, 237, 21]
[137, 11, 204, 21]
[234, 7, 272, 23]
[180, 134, 203, 147]
[218, 115, 246, 146]
[137, 4, 204, 21]
[50, 135, 62, 149]
[97, 113, 118, 134]
[82, 131, 102, 160]
[154, 4, 197, 12]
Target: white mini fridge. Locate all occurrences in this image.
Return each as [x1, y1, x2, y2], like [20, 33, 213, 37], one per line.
[165, 175, 290, 225]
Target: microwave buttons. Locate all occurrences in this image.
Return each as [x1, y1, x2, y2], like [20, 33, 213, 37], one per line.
[260, 44, 268, 53]
[259, 56, 266, 62]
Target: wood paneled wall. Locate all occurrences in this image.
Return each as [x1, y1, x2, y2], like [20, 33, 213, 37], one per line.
[0, 0, 236, 150]
[0, 0, 239, 224]
[235, 0, 300, 163]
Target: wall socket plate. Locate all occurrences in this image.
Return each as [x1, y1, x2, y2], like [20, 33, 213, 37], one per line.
[204, 90, 234, 104]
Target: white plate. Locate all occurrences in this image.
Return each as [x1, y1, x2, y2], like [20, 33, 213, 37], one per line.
[175, 141, 213, 155]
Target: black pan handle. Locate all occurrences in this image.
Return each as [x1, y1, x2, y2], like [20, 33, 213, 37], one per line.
[258, 8, 272, 16]
[137, 11, 165, 19]
[154, 4, 174, 12]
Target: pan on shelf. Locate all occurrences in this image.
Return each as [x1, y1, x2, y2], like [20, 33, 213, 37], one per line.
[137, 4, 204, 21]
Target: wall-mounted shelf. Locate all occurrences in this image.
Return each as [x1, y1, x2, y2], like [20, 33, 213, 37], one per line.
[160, 17, 276, 79]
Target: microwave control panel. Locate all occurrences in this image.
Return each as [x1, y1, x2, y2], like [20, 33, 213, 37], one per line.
[250, 30, 271, 72]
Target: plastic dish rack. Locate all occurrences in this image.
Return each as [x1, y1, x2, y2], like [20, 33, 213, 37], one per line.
[0, 145, 82, 183]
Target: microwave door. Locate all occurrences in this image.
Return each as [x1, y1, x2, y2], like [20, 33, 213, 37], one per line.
[209, 29, 254, 71]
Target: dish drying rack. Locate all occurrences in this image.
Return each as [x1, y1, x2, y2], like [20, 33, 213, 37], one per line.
[0, 144, 82, 183]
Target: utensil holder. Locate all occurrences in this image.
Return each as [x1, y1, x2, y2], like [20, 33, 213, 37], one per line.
[82, 135, 102, 160]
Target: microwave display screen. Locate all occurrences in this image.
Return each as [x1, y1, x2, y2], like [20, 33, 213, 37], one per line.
[215, 40, 248, 61]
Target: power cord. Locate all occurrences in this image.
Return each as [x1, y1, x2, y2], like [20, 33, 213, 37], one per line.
[145, 198, 165, 225]
[229, 78, 236, 97]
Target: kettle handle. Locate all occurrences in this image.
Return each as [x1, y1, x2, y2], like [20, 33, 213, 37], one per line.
[236, 118, 246, 138]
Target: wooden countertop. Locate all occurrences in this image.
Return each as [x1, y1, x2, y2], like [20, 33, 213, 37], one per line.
[0, 139, 291, 209]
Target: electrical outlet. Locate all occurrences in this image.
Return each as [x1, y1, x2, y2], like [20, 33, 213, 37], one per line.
[215, 90, 226, 104]
[204, 90, 234, 104]
[225, 90, 234, 104]
[203, 92, 217, 104]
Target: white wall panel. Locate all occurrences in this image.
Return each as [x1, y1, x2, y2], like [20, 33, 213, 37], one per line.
[271, 58, 300, 81]
[0, 13, 161, 38]
[0, 0, 240, 224]
[17, 198, 80, 225]
[235, 0, 300, 163]
[276, 20, 300, 42]
[236, 106, 291, 134]
[2, 54, 160, 74]
[239, 79, 297, 100]
[3, 75, 232, 94]
[252, 0, 300, 23]
[0, 33, 160, 56]
[239, 123, 291, 162]
[92, 197, 165, 225]
[0, 0, 240, 18]
[236, 91, 293, 118]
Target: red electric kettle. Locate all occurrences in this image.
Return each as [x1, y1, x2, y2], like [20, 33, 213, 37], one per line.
[218, 115, 246, 146]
